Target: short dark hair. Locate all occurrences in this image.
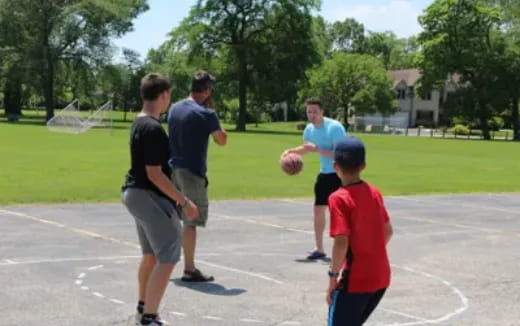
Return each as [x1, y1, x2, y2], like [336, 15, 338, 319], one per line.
[191, 70, 215, 93]
[305, 97, 323, 109]
[140, 73, 171, 101]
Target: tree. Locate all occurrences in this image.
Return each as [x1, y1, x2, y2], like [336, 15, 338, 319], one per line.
[302, 53, 397, 126]
[178, 0, 320, 131]
[363, 32, 419, 69]
[417, 0, 507, 140]
[328, 18, 365, 53]
[0, 0, 148, 121]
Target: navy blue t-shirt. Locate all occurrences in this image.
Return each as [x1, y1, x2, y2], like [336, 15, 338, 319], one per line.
[167, 99, 221, 177]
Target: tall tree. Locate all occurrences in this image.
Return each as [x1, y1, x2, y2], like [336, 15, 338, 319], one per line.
[303, 53, 397, 126]
[328, 18, 366, 54]
[0, 0, 148, 121]
[178, 0, 320, 131]
[417, 0, 507, 139]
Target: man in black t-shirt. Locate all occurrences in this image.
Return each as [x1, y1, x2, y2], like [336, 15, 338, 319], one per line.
[122, 73, 198, 326]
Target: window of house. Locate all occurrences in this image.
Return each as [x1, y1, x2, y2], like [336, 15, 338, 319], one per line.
[397, 89, 406, 100]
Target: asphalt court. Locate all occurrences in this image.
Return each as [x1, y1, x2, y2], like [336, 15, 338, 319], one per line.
[1, 193, 519, 325]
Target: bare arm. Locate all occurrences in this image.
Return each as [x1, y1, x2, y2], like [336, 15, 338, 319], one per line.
[145, 165, 198, 219]
[330, 235, 349, 274]
[287, 142, 334, 158]
[326, 235, 349, 305]
[384, 221, 393, 244]
[212, 128, 228, 146]
[282, 143, 315, 157]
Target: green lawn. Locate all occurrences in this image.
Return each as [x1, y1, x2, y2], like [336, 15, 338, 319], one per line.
[0, 120, 519, 205]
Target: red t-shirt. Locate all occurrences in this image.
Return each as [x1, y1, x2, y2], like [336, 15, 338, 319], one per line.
[329, 181, 391, 293]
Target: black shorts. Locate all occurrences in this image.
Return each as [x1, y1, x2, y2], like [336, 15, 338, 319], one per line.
[328, 288, 387, 326]
[314, 173, 342, 206]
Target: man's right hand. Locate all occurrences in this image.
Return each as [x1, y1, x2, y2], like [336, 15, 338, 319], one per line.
[183, 199, 199, 220]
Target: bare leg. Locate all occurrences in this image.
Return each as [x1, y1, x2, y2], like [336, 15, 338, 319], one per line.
[143, 263, 176, 314]
[313, 205, 327, 253]
[183, 225, 197, 272]
[138, 254, 156, 302]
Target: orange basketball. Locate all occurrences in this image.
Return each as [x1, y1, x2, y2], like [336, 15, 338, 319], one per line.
[281, 153, 303, 175]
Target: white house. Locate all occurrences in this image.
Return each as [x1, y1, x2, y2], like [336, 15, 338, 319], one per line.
[355, 68, 450, 129]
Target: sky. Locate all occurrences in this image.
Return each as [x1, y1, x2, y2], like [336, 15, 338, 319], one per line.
[113, 0, 433, 59]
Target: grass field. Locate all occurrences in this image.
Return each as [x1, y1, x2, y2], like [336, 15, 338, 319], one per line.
[1, 118, 519, 205]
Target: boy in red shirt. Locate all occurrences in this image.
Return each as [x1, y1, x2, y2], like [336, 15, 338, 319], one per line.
[326, 136, 394, 326]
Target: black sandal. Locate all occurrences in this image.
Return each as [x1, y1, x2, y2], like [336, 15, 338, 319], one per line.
[181, 269, 215, 282]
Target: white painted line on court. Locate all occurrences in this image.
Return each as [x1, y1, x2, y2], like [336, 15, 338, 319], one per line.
[213, 213, 313, 235]
[0, 255, 141, 266]
[78, 273, 86, 279]
[380, 308, 429, 322]
[202, 316, 223, 321]
[398, 215, 501, 234]
[109, 298, 125, 304]
[87, 264, 104, 271]
[393, 195, 520, 216]
[399, 229, 474, 238]
[75, 280, 83, 285]
[240, 318, 264, 323]
[0, 209, 284, 285]
[215, 205, 470, 326]
[0, 209, 141, 249]
[386, 265, 469, 326]
[169, 311, 186, 317]
[280, 322, 301, 325]
[195, 259, 284, 285]
[80, 286, 89, 291]
[92, 292, 105, 298]
[3, 259, 16, 264]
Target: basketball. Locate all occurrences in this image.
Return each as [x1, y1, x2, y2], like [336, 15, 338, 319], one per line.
[281, 153, 303, 175]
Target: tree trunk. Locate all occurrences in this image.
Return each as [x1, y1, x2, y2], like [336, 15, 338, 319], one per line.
[44, 58, 55, 122]
[236, 48, 248, 132]
[4, 70, 22, 120]
[478, 99, 491, 140]
[512, 97, 519, 141]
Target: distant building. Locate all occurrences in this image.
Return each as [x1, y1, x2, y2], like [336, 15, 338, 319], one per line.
[355, 68, 457, 128]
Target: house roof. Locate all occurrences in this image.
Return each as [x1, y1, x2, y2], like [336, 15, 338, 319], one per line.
[387, 68, 462, 88]
[387, 69, 421, 87]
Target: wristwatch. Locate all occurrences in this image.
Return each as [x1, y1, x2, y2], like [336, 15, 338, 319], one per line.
[328, 270, 340, 278]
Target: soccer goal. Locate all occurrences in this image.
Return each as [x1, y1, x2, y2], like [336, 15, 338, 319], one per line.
[46, 100, 113, 134]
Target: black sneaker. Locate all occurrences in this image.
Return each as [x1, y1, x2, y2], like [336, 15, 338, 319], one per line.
[306, 250, 326, 260]
[181, 268, 215, 282]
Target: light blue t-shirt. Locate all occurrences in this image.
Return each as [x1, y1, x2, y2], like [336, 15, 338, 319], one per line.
[303, 118, 347, 174]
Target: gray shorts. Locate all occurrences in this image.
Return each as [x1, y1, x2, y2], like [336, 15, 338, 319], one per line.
[122, 188, 182, 264]
[171, 168, 209, 227]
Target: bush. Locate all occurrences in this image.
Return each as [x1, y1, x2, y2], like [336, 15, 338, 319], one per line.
[449, 124, 470, 135]
[296, 122, 306, 130]
[488, 116, 504, 131]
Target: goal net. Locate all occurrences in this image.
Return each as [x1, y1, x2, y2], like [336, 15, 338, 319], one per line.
[46, 100, 113, 134]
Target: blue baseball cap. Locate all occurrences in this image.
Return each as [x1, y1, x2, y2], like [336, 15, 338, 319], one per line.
[334, 136, 366, 167]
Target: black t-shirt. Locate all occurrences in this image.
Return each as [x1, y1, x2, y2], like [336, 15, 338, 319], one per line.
[123, 115, 171, 195]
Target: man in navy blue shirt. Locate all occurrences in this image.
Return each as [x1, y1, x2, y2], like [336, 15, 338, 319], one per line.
[167, 71, 227, 282]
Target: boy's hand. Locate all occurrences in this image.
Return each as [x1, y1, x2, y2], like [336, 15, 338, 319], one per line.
[182, 199, 199, 220]
[326, 277, 339, 305]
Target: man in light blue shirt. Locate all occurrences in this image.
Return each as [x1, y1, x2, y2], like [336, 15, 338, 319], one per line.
[282, 97, 346, 260]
